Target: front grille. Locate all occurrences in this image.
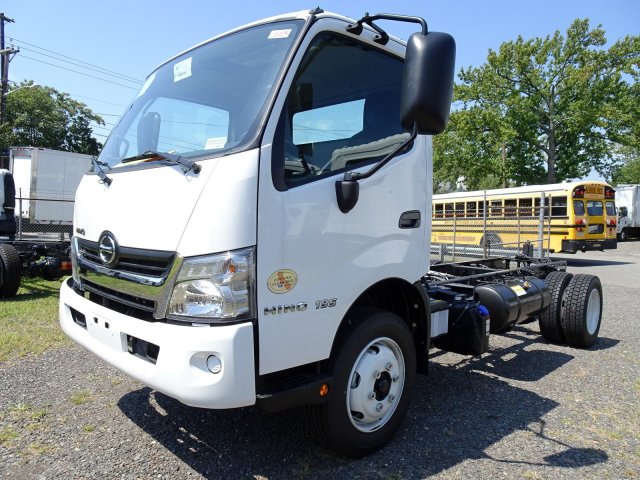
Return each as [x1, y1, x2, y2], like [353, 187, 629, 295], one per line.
[77, 239, 175, 278]
[83, 279, 156, 312]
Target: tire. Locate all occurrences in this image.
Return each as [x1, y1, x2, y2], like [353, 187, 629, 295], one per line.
[307, 310, 416, 457]
[0, 243, 22, 299]
[539, 271, 573, 344]
[561, 274, 602, 348]
[480, 234, 502, 256]
[618, 228, 627, 242]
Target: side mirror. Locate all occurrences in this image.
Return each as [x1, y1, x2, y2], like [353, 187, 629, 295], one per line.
[401, 32, 456, 134]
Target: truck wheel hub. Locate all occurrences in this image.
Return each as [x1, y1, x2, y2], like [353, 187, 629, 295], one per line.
[347, 337, 405, 432]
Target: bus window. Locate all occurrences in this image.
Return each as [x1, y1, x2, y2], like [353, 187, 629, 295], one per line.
[455, 202, 464, 218]
[519, 198, 532, 217]
[587, 200, 603, 216]
[551, 196, 568, 217]
[504, 199, 517, 217]
[490, 200, 502, 217]
[534, 197, 541, 216]
[466, 201, 477, 217]
[434, 203, 443, 218]
[605, 201, 615, 217]
[573, 200, 585, 216]
[445, 203, 454, 217]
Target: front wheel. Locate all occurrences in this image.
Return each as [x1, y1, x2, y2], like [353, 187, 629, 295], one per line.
[618, 228, 627, 242]
[307, 310, 416, 457]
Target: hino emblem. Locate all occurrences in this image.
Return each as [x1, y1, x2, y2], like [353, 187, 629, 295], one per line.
[263, 303, 308, 316]
[98, 232, 119, 267]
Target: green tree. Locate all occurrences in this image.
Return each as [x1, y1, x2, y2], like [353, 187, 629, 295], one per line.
[612, 146, 640, 184]
[434, 19, 639, 189]
[0, 81, 104, 155]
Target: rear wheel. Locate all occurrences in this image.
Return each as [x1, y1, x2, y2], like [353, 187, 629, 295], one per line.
[0, 244, 22, 299]
[561, 274, 602, 348]
[539, 271, 573, 344]
[307, 310, 416, 457]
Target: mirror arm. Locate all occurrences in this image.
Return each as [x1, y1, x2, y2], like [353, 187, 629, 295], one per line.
[345, 125, 418, 182]
[347, 13, 428, 41]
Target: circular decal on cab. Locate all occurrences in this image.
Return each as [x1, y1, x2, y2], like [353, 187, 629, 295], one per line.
[268, 269, 298, 294]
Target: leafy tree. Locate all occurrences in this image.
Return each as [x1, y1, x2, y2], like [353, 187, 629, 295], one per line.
[612, 146, 640, 184]
[0, 81, 104, 155]
[434, 19, 640, 188]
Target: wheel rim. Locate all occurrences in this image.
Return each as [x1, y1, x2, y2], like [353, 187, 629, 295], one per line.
[346, 337, 405, 433]
[586, 288, 601, 335]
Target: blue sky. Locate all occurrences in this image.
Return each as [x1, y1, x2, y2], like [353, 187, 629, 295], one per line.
[3, 0, 639, 146]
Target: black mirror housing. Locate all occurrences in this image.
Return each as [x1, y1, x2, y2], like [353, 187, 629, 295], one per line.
[401, 32, 456, 135]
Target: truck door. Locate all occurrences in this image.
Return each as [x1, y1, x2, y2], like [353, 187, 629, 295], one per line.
[256, 25, 431, 374]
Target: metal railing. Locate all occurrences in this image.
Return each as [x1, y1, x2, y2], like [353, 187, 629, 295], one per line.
[14, 190, 74, 242]
[431, 192, 552, 262]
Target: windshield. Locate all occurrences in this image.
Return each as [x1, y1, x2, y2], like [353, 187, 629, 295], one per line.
[98, 20, 302, 168]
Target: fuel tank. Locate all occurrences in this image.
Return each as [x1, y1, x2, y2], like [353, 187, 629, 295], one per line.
[475, 276, 551, 332]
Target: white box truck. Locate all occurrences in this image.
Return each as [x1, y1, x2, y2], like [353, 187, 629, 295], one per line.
[616, 184, 640, 241]
[9, 147, 92, 225]
[59, 9, 604, 456]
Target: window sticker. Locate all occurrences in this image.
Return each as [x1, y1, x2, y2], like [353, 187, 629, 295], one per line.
[268, 29, 292, 39]
[204, 137, 227, 150]
[174, 57, 192, 83]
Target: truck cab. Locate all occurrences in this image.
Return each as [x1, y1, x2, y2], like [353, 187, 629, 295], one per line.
[60, 9, 455, 455]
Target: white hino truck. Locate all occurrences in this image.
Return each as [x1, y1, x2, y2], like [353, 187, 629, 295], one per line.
[60, 9, 604, 456]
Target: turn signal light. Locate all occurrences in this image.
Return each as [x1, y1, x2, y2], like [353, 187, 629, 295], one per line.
[319, 384, 330, 397]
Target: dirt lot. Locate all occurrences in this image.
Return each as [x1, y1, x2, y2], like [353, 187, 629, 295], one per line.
[1, 243, 639, 479]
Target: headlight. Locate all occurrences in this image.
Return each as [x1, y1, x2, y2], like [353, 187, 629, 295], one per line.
[167, 247, 255, 322]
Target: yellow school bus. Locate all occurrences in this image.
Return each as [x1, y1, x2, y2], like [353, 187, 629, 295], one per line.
[432, 181, 617, 254]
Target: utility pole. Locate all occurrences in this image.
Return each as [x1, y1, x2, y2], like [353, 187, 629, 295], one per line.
[1, 12, 18, 125]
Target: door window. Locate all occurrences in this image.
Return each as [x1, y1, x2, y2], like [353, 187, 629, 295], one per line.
[278, 33, 408, 188]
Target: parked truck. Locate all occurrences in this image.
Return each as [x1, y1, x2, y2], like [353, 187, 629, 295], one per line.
[59, 9, 604, 456]
[0, 148, 91, 297]
[9, 147, 92, 230]
[616, 184, 640, 241]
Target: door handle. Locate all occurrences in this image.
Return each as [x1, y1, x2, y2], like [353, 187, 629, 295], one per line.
[399, 210, 421, 229]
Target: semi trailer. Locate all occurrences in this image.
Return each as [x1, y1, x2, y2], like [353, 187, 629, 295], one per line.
[59, 9, 604, 456]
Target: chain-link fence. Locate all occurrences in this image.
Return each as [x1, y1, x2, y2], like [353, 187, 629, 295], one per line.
[14, 190, 74, 242]
[431, 193, 552, 262]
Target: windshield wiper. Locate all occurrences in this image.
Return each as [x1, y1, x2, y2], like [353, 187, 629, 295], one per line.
[91, 157, 112, 186]
[121, 150, 201, 174]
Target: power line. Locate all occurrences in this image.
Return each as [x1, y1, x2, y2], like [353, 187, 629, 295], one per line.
[66, 93, 128, 108]
[18, 54, 139, 90]
[8, 36, 142, 84]
[13, 44, 142, 85]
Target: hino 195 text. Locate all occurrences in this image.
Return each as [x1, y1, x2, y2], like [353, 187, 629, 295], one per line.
[60, 9, 604, 456]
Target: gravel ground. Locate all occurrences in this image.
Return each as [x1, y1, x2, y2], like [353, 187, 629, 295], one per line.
[1, 243, 639, 479]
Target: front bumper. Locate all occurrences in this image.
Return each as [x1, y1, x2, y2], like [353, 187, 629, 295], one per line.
[561, 239, 617, 253]
[59, 278, 256, 409]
